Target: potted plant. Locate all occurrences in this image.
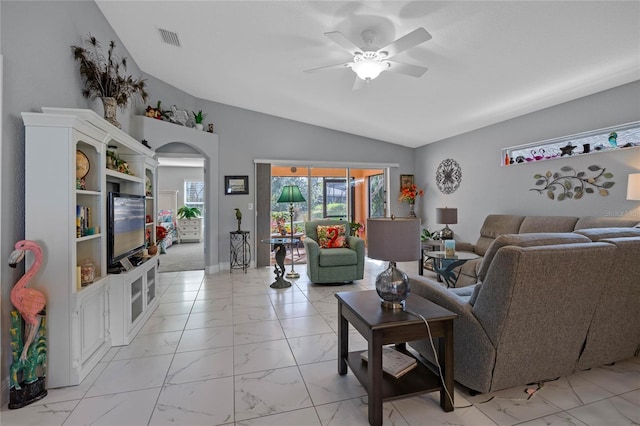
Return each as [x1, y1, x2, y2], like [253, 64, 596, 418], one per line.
[191, 110, 207, 131]
[177, 206, 202, 219]
[421, 228, 434, 241]
[349, 221, 364, 237]
[71, 35, 149, 129]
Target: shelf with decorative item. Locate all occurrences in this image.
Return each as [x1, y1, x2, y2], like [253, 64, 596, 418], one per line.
[502, 121, 640, 166]
[105, 168, 143, 184]
[76, 189, 101, 196]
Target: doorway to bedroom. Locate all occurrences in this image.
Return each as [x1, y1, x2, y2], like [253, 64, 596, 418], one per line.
[156, 155, 206, 272]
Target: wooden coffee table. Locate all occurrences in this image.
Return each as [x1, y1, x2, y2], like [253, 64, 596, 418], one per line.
[335, 290, 457, 426]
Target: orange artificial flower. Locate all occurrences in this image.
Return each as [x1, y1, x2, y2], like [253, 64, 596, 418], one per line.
[399, 184, 424, 203]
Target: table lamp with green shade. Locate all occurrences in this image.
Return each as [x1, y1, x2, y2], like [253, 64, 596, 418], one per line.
[277, 185, 306, 278]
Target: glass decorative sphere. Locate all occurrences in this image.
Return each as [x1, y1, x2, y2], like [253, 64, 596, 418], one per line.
[376, 262, 410, 310]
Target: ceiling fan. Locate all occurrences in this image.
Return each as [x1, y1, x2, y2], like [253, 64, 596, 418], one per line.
[304, 27, 432, 89]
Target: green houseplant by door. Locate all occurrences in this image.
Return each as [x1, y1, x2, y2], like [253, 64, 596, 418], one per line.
[177, 206, 201, 219]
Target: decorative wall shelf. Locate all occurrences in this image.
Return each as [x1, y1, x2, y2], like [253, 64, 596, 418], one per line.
[502, 121, 640, 166]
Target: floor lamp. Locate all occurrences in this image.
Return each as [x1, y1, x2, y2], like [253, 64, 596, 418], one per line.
[277, 185, 305, 278]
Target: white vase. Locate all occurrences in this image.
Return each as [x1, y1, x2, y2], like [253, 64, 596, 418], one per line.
[195, 123, 204, 131]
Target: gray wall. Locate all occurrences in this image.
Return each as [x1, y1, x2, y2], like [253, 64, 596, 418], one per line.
[414, 81, 640, 244]
[158, 166, 206, 210]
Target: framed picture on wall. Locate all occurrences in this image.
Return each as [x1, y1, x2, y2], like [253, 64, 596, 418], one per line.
[400, 174, 414, 190]
[225, 175, 249, 195]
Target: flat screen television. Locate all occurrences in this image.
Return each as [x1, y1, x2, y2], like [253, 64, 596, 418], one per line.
[107, 192, 146, 267]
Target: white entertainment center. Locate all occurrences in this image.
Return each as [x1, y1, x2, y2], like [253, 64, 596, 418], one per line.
[22, 108, 160, 388]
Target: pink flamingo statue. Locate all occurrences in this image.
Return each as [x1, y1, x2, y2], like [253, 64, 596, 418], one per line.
[8, 240, 47, 361]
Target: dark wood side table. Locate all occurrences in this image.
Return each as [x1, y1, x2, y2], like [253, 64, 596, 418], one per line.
[336, 290, 457, 426]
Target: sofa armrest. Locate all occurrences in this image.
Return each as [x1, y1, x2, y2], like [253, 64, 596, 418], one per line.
[455, 241, 475, 252]
[347, 236, 365, 277]
[408, 274, 497, 393]
[409, 275, 473, 316]
[347, 235, 364, 255]
[303, 237, 320, 261]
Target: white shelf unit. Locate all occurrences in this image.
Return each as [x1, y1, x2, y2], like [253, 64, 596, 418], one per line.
[109, 257, 159, 346]
[22, 108, 158, 388]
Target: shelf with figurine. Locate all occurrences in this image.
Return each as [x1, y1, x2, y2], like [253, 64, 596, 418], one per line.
[501, 121, 640, 166]
[144, 100, 215, 134]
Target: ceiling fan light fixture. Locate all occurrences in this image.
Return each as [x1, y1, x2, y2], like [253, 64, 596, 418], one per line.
[352, 59, 388, 81]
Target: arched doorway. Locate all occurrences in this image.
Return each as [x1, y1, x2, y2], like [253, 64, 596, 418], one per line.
[131, 116, 220, 274]
[156, 147, 206, 272]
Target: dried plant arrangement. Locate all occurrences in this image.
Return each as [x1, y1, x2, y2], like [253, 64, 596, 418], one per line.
[71, 34, 149, 109]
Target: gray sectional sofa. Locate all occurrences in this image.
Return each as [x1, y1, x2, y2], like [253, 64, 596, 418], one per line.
[454, 214, 639, 286]
[408, 230, 640, 394]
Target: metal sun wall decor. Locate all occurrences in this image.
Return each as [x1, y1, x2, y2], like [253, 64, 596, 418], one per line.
[530, 165, 614, 201]
[436, 159, 462, 194]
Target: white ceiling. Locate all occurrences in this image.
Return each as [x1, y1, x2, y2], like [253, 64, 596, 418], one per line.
[97, 1, 640, 148]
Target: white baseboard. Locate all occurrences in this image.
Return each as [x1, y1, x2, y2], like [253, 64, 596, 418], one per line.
[205, 264, 220, 275]
[216, 261, 256, 273]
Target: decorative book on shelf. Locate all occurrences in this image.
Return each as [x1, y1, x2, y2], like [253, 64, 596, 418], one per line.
[361, 347, 417, 379]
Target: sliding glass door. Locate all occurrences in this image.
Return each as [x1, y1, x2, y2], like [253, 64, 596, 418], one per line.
[271, 166, 385, 237]
[257, 164, 388, 266]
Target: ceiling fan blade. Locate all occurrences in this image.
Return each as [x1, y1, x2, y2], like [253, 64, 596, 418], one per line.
[324, 31, 364, 56]
[352, 76, 367, 91]
[304, 62, 353, 73]
[386, 60, 428, 78]
[377, 27, 432, 59]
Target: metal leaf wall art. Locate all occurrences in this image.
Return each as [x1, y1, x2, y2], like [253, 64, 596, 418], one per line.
[530, 165, 614, 201]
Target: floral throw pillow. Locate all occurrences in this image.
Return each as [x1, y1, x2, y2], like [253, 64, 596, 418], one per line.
[316, 225, 348, 249]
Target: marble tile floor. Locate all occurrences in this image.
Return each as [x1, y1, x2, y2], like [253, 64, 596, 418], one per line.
[2, 260, 639, 426]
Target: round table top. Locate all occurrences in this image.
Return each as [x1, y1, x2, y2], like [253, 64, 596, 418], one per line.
[261, 237, 300, 245]
[425, 250, 479, 261]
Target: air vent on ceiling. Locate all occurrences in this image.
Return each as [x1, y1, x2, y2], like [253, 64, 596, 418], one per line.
[159, 28, 181, 47]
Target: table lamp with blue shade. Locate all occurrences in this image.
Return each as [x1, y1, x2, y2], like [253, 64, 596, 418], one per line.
[367, 217, 421, 309]
[277, 185, 306, 278]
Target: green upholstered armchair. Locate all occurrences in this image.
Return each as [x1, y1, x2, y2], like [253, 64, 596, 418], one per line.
[303, 220, 365, 284]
